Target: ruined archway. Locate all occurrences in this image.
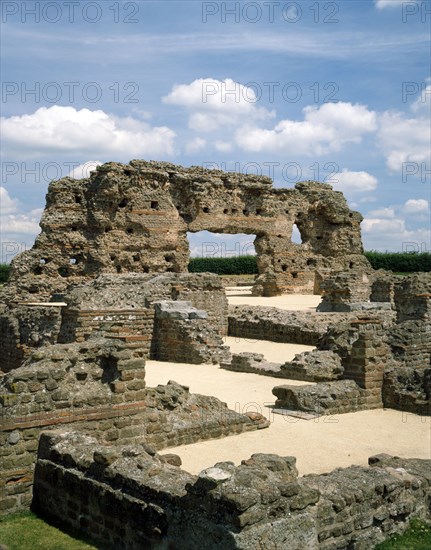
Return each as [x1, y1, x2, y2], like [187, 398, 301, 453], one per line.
[7, 160, 370, 300]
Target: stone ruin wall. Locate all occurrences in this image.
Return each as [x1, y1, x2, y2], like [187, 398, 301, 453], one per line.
[7, 159, 369, 300]
[227, 273, 431, 417]
[2, 159, 431, 545]
[32, 431, 431, 550]
[1, 267, 430, 520]
[0, 270, 254, 516]
[151, 301, 230, 365]
[228, 306, 356, 345]
[0, 334, 265, 515]
[0, 273, 228, 373]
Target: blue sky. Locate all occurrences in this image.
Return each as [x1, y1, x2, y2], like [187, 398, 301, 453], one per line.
[1, 0, 430, 260]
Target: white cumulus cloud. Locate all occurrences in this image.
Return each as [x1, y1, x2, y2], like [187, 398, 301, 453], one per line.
[328, 170, 378, 193]
[235, 102, 377, 155]
[362, 217, 406, 234]
[378, 110, 430, 171]
[68, 161, 103, 179]
[0, 186, 20, 215]
[367, 207, 395, 218]
[404, 199, 430, 213]
[185, 137, 207, 154]
[361, 211, 430, 251]
[411, 82, 431, 113]
[163, 78, 274, 132]
[1, 106, 176, 158]
[1, 214, 41, 235]
[375, 0, 406, 8]
[0, 188, 42, 261]
[215, 140, 233, 153]
[0, 188, 42, 235]
[378, 80, 431, 172]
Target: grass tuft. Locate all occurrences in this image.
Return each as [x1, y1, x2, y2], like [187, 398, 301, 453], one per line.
[374, 519, 431, 549]
[0, 511, 98, 550]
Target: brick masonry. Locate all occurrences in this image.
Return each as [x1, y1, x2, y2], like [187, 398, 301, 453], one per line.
[32, 431, 431, 550]
[0, 336, 266, 515]
[5, 160, 369, 300]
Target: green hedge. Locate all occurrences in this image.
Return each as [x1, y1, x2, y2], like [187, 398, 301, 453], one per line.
[0, 263, 10, 283]
[188, 256, 258, 275]
[189, 253, 430, 275]
[364, 252, 431, 273]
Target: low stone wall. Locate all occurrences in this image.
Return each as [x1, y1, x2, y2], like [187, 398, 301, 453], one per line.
[221, 276, 256, 287]
[221, 350, 343, 383]
[370, 271, 397, 304]
[0, 305, 63, 373]
[273, 316, 388, 414]
[317, 271, 372, 312]
[273, 380, 376, 415]
[280, 350, 343, 382]
[65, 272, 229, 336]
[221, 352, 283, 376]
[33, 431, 431, 549]
[0, 386, 266, 515]
[394, 273, 431, 323]
[0, 310, 23, 373]
[0, 336, 146, 514]
[0, 336, 266, 515]
[0, 273, 229, 376]
[59, 307, 154, 348]
[383, 366, 431, 415]
[0, 337, 147, 419]
[151, 301, 230, 364]
[228, 306, 353, 345]
[0, 405, 149, 515]
[389, 320, 431, 369]
[389, 275, 431, 371]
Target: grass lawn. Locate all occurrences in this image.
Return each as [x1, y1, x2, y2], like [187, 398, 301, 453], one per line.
[375, 519, 431, 549]
[0, 512, 99, 550]
[1, 512, 430, 549]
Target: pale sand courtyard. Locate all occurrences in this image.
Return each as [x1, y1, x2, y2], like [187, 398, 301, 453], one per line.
[145, 294, 430, 476]
[227, 291, 322, 311]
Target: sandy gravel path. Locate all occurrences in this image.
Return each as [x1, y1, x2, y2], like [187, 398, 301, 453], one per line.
[145, 293, 429, 475]
[146, 360, 430, 476]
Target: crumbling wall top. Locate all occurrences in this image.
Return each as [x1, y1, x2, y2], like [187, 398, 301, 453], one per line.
[5, 159, 369, 300]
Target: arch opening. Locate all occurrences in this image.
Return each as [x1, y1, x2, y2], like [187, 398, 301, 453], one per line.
[291, 223, 304, 244]
[187, 231, 256, 259]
